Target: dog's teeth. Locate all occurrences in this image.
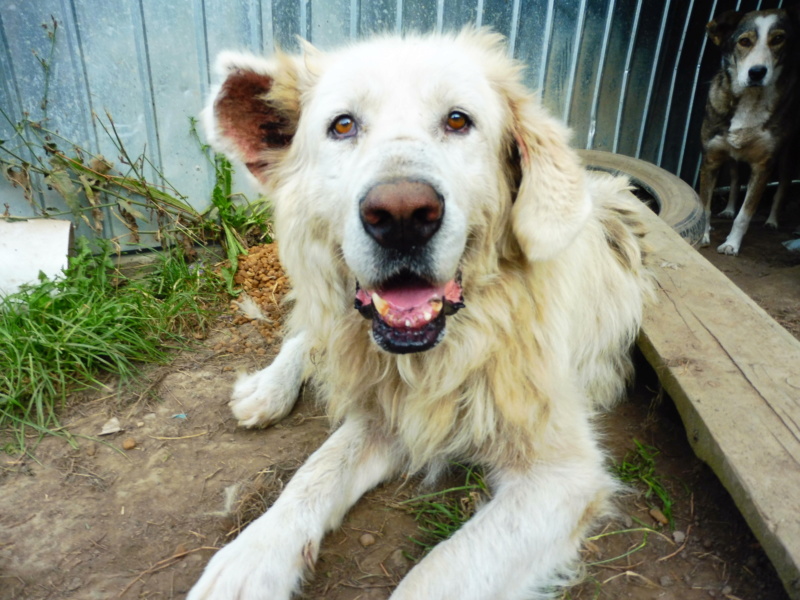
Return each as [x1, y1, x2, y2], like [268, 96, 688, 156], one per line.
[405, 319, 412, 327]
[429, 299, 443, 313]
[372, 293, 390, 317]
[423, 311, 431, 321]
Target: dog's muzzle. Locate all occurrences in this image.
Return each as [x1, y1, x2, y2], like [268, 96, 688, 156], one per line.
[352, 179, 465, 353]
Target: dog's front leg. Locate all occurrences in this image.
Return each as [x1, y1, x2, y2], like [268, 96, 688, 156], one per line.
[390, 447, 613, 600]
[699, 153, 725, 247]
[765, 150, 793, 229]
[719, 160, 739, 218]
[188, 416, 403, 600]
[718, 164, 771, 255]
[230, 332, 310, 427]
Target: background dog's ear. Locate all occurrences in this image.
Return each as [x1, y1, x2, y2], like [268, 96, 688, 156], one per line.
[707, 11, 743, 47]
[203, 51, 304, 184]
[507, 98, 591, 262]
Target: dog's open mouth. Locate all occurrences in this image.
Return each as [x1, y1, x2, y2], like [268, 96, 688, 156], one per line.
[354, 272, 465, 354]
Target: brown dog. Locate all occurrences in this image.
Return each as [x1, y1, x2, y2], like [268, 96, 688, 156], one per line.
[699, 7, 800, 255]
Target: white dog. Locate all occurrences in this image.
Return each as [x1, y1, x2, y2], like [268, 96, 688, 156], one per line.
[190, 29, 652, 600]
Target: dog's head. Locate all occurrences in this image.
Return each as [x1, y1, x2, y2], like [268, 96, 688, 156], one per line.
[707, 8, 800, 93]
[205, 30, 589, 354]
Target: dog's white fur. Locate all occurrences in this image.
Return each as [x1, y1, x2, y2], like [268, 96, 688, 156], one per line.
[189, 29, 652, 600]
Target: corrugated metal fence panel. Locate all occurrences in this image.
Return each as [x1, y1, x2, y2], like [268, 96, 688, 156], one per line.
[1, 1, 99, 243]
[0, 0, 789, 247]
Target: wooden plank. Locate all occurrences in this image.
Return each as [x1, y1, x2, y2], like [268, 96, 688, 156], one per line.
[638, 208, 800, 599]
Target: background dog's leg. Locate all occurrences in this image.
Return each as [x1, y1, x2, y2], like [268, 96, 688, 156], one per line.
[230, 332, 309, 427]
[718, 165, 771, 255]
[699, 152, 725, 246]
[765, 151, 792, 229]
[719, 160, 739, 218]
[389, 436, 612, 600]
[188, 416, 403, 600]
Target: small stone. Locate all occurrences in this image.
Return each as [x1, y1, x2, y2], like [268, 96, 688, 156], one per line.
[99, 417, 122, 436]
[359, 533, 376, 547]
[672, 530, 686, 544]
[622, 514, 634, 528]
[660, 575, 675, 587]
[65, 577, 82, 591]
[122, 438, 137, 450]
[85, 443, 97, 457]
[722, 586, 733, 595]
[385, 548, 410, 573]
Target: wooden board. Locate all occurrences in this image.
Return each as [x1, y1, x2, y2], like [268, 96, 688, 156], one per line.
[637, 209, 800, 599]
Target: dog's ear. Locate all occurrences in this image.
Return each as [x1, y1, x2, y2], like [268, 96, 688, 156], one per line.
[203, 51, 306, 184]
[707, 11, 742, 47]
[507, 97, 591, 262]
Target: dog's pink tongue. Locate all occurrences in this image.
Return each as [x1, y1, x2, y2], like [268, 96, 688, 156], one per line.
[378, 285, 443, 309]
[371, 283, 446, 329]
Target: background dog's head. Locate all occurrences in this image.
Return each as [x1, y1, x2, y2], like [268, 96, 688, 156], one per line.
[707, 7, 800, 93]
[204, 29, 590, 354]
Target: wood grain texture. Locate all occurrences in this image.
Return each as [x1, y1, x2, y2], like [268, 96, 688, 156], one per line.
[638, 208, 800, 599]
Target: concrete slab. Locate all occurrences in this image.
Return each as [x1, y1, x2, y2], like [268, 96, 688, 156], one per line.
[0, 219, 73, 297]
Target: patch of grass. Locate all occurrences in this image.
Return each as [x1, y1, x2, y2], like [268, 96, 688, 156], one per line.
[403, 464, 490, 553]
[613, 439, 675, 528]
[0, 238, 224, 450]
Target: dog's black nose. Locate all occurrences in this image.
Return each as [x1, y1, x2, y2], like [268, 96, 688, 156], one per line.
[748, 65, 768, 83]
[360, 181, 443, 250]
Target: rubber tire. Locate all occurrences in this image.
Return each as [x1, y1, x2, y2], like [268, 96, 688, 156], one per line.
[578, 149, 706, 246]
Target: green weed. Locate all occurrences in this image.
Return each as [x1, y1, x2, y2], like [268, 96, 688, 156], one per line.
[403, 465, 490, 553]
[0, 238, 224, 450]
[614, 439, 675, 528]
[190, 117, 273, 294]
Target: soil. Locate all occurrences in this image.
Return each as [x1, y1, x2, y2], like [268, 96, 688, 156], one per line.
[1, 198, 798, 600]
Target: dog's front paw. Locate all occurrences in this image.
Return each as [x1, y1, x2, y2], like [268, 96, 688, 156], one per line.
[700, 232, 711, 247]
[188, 519, 311, 600]
[230, 368, 299, 427]
[718, 208, 736, 219]
[716, 240, 739, 255]
[765, 216, 779, 229]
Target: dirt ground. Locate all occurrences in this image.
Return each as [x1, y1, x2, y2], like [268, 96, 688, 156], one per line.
[1, 197, 798, 600]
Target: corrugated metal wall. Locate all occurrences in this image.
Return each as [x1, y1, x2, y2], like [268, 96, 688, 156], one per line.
[0, 0, 788, 246]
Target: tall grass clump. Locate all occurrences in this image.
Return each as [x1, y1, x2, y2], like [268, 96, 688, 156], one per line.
[0, 238, 224, 447]
[614, 438, 675, 528]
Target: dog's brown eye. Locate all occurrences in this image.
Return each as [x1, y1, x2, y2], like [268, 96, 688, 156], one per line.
[446, 111, 471, 133]
[738, 37, 753, 48]
[331, 115, 357, 138]
[771, 33, 785, 46]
